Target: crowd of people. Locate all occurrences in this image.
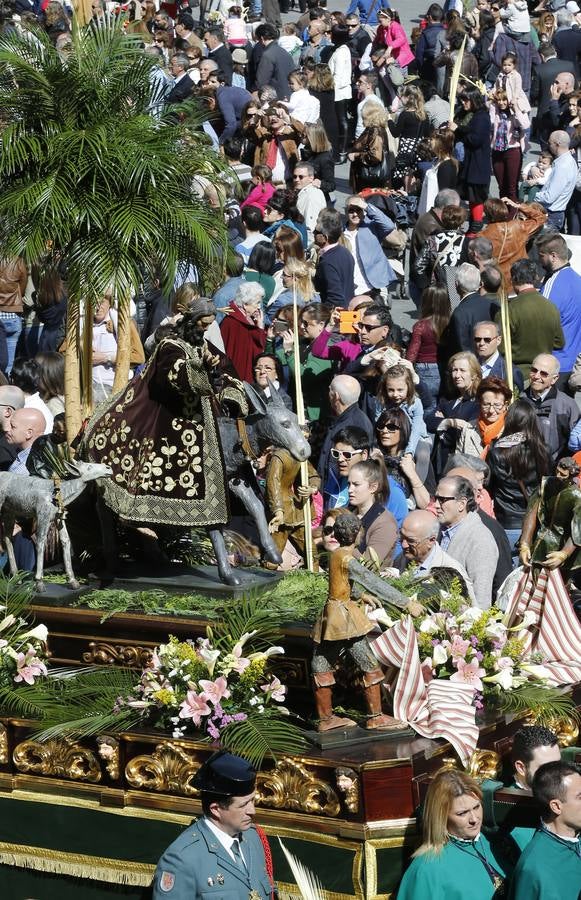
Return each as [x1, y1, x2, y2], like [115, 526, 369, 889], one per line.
[5, 0, 581, 612]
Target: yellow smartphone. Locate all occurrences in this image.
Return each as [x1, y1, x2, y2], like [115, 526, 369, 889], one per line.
[339, 310, 360, 334]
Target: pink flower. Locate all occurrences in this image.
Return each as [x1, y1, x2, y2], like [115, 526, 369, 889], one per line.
[13, 647, 47, 685]
[496, 656, 514, 670]
[450, 658, 486, 692]
[199, 676, 230, 705]
[449, 635, 470, 660]
[178, 690, 211, 725]
[260, 677, 286, 702]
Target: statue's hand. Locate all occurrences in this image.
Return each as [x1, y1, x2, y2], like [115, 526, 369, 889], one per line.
[519, 542, 531, 567]
[268, 510, 284, 533]
[541, 550, 568, 570]
[405, 599, 425, 617]
[296, 484, 315, 499]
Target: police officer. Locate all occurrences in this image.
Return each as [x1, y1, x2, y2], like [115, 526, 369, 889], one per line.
[152, 751, 273, 900]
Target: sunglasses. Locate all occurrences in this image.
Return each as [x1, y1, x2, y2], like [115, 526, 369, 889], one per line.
[378, 423, 400, 432]
[530, 366, 554, 378]
[330, 448, 364, 460]
[322, 525, 335, 536]
[434, 494, 457, 504]
[474, 335, 495, 344]
[358, 322, 382, 332]
[347, 206, 364, 215]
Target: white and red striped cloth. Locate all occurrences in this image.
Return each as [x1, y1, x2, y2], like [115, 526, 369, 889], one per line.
[370, 568, 581, 765]
[503, 567, 581, 685]
[370, 617, 480, 767]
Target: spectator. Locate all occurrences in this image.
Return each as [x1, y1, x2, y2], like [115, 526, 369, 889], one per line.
[293, 162, 327, 243]
[317, 374, 374, 483]
[219, 281, 267, 382]
[342, 196, 396, 298]
[375, 408, 433, 509]
[235, 206, 268, 264]
[277, 301, 333, 423]
[240, 164, 276, 214]
[415, 3, 446, 83]
[327, 25, 353, 163]
[409, 188, 461, 308]
[0, 255, 27, 374]
[450, 88, 493, 233]
[399, 509, 475, 598]
[255, 24, 295, 100]
[480, 198, 547, 287]
[473, 320, 524, 391]
[535, 130, 578, 228]
[521, 352, 580, 463]
[406, 285, 451, 414]
[348, 101, 390, 192]
[537, 231, 581, 385]
[426, 351, 482, 477]
[204, 26, 233, 85]
[347, 458, 398, 567]
[313, 209, 355, 308]
[504, 258, 565, 380]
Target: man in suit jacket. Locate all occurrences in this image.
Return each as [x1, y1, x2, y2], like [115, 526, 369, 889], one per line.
[531, 45, 576, 145]
[473, 321, 525, 391]
[434, 475, 499, 609]
[204, 26, 233, 85]
[342, 196, 396, 295]
[165, 53, 195, 104]
[313, 209, 355, 309]
[152, 752, 272, 900]
[254, 23, 296, 100]
[447, 263, 499, 356]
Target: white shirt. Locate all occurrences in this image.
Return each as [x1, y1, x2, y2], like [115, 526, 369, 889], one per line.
[343, 228, 371, 294]
[297, 183, 327, 241]
[204, 817, 247, 865]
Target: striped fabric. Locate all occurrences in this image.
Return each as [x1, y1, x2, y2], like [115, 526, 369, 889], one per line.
[370, 617, 480, 767]
[503, 567, 581, 686]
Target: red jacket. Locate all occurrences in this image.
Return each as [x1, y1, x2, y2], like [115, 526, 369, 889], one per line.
[219, 302, 266, 383]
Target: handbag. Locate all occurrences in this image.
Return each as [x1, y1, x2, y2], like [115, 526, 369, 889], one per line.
[357, 128, 390, 187]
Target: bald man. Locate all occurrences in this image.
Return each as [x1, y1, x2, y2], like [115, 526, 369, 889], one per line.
[400, 510, 476, 602]
[0, 385, 25, 470]
[535, 130, 578, 229]
[6, 407, 47, 473]
[521, 353, 579, 463]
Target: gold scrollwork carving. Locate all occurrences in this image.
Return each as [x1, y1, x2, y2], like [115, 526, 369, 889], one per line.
[13, 738, 102, 783]
[82, 642, 153, 668]
[0, 723, 7, 765]
[526, 714, 580, 748]
[256, 757, 340, 817]
[125, 741, 201, 796]
[97, 736, 120, 780]
[335, 766, 360, 814]
[441, 749, 501, 782]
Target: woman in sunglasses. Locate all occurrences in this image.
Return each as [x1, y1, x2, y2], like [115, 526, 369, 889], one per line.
[376, 409, 432, 510]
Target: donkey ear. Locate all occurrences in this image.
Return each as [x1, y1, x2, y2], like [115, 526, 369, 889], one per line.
[244, 382, 268, 414]
[64, 461, 81, 477]
[266, 378, 286, 407]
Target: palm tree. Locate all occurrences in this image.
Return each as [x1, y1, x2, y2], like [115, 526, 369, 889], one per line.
[0, 20, 229, 439]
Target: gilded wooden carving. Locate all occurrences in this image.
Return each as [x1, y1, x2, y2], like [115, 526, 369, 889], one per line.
[82, 641, 153, 668]
[97, 736, 120, 780]
[0, 723, 7, 765]
[335, 766, 359, 814]
[441, 749, 501, 782]
[125, 741, 201, 795]
[13, 737, 102, 782]
[526, 714, 580, 748]
[256, 757, 340, 817]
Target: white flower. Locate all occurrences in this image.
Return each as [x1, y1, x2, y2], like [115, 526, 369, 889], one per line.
[484, 621, 507, 641]
[433, 643, 449, 665]
[367, 608, 395, 629]
[520, 663, 554, 684]
[248, 646, 285, 661]
[506, 610, 537, 630]
[483, 669, 514, 690]
[458, 607, 485, 626]
[0, 614, 16, 632]
[419, 617, 439, 634]
[19, 623, 48, 643]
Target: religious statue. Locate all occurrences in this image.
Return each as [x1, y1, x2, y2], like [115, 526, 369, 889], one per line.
[520, 457, 581, 586]
[265, 446, 320, 570]
[311, 511, 412, 733]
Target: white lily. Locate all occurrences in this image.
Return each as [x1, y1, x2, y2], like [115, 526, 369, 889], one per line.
[433, 643, 449, 665]
[483, 669, 514, 690]
[520, 663, 554, 683]
[20, 624, 49, 643]
[248, 646, 285, 661]
[0, 614, 16, 632]
[197, 646, 220, 677]
[484, 621, 507, 641]
[419, 617, 439, 634]
[507, 610, 537, 632]
[457, 607, 485, 625]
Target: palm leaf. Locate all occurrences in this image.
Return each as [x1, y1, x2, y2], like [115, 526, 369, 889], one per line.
[212, 593, 286, 652]
[497, 685, 579, 724]
[278, 840, 325, 900]
[219, 711, 307, 769]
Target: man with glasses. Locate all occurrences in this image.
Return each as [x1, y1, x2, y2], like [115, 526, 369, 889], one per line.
[346, 15, 371, 63]
[473, 321, 524, 389]
[400, 509, 475, 600]
[293, 163, 326, 243]
[311, 302, 392, 377]
[166, 53, 196, 105]
[317, 376, 374, 483]
[434, 475, 498, 608]
[521, 354, 579, 464]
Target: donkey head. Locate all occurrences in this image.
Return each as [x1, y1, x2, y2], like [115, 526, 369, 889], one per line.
[244, 382, 311, 462]
[65, 461, 113, 481]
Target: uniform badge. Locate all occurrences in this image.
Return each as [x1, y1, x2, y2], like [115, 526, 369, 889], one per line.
[249, 890, 262, 900]
[217, 874, 225, 885]
[159, 871, 175, 893]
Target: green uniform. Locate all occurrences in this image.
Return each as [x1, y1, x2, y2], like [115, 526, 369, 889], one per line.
[397, 834, 508, 900]
[152, 818, 272, 900]
[508, 827, 581, 900]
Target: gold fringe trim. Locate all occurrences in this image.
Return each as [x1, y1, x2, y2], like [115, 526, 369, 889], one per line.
[0, 843, 155, 887]
[277, 882, 357, 900]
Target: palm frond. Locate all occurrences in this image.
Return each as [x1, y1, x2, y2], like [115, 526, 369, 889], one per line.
[278, 840, 325, 900]
[212, 593, 286, 652]
[219, 711, 307, 769]
[497, 685, 579, 724]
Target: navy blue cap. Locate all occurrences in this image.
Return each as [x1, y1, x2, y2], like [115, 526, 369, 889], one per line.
[193, 751, 256, 796]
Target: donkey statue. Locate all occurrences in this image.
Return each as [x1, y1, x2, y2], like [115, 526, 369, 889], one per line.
[0, 461, 112, 591]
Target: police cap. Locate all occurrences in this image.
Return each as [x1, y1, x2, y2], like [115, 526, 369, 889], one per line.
[193, 751, 256, 796]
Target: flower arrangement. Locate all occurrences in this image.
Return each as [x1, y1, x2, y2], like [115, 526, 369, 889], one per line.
[118, 632, 288, 741]
[0, 579, 48, 690]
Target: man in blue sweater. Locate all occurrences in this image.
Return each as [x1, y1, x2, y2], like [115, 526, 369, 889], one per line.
[314, 209, 355, 309]
[537, 231, 581, 388]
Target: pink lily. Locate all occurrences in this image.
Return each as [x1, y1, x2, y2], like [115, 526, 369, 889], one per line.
[450, 658, 486, 692]
[199, 676, 230, 705]
[449, 635, 470, 660]
[260, 677, 286, 702]
[13, 647, 47, 685]
[178, 690, 211, 725]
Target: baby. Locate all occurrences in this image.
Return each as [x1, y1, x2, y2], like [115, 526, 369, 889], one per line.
[499, 0, 531, 41]
[519, 152, 553, 201]
[278, 23, 303, 61]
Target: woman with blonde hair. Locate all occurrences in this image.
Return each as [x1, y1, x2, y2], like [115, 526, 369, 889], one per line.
[535, 10, 556, 43]
[397, 770, 508, 899]
[349, 102, 390, 192]
[389, 84, 432, 188]
[426, 351, 482, 477]
[301, 120, 336, 200]
[306, 64, 339, 154]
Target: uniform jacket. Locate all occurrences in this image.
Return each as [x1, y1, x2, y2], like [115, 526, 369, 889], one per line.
[152, 818, 271, 900]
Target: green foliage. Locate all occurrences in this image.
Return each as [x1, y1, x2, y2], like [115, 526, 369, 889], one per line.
[218, 710, 307, 769]
[0, 20, 228, 301]
[496, 685, 580, 724]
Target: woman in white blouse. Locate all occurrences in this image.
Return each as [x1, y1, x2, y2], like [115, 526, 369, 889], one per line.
[327, 25, 353, 164]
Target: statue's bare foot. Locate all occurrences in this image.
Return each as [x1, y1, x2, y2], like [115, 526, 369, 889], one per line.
[366, 714, 406, 731]
[317, 714, 358, 732]
[35, 580, 46, 593]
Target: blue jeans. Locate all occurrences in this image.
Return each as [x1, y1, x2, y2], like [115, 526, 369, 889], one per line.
[1, 314, 22, 374]
[250, 0, 262, 14]
[504, 527, 522, 566]
[415, 362, 440, 416]
[546, 209, 565, 230]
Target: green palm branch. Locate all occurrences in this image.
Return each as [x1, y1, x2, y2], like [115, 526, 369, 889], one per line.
[219, 710, 307, 769]
[0, 20, 230, 434]
[210, 593, 287, 653]
[497, 685, 579, 724]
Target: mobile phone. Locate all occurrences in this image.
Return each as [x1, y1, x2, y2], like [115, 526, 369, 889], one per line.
[273, 319, 288, 334]
[339, 310, 360, 334]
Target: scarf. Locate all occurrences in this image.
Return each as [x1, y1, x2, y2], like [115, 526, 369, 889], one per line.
[478, 412, 506, 453]
[266, 138, 278, 170]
